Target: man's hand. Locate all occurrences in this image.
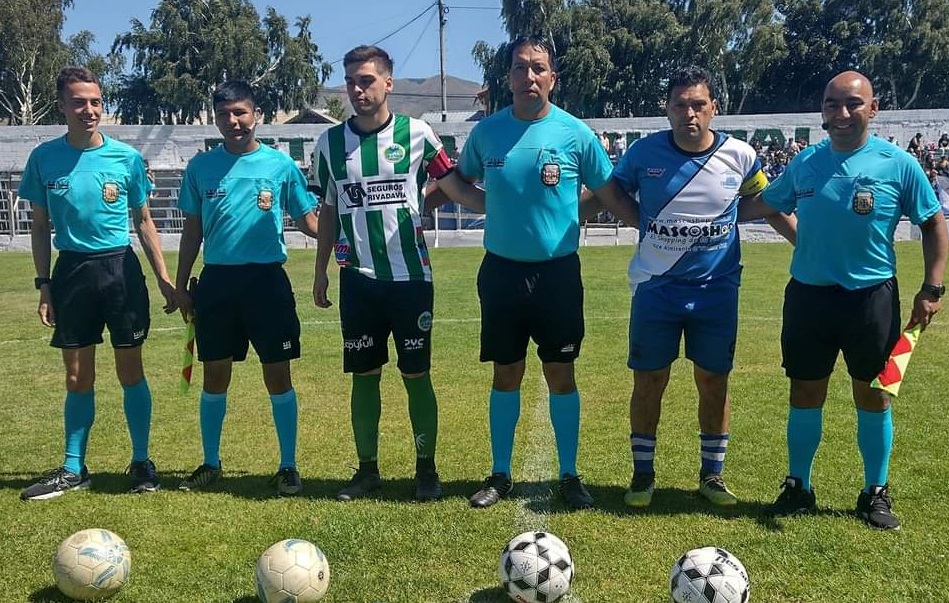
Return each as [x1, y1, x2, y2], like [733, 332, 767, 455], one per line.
[157, 279, 178, 314]
[909, 291, 941, 330]
[313, 272, 332, 308]
[176, 277, 198, 322]
[37, 285, 55, 327]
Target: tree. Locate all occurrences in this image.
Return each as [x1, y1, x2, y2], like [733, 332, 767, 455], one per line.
[112, 0, 330, 124]
[323, 96, 347, 122]
[0, 0, 73, 124]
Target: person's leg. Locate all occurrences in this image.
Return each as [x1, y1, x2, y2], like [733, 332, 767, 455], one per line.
[470, 253, 528, 508]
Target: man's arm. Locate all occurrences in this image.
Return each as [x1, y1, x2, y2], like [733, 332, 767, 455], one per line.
[313, 202, 336, 308]
[294, 208, 319, 239]
[175, 213, 204, 320]
[425, 171, 485, 214]
[30, 204, 55, 327]
[588, 178, 640, 228]
[131, 203, 177, 313]
[911, 211, 949, 329]
[737, 193, 797, 245]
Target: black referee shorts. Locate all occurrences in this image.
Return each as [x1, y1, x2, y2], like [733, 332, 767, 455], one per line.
[781, 277, 901, 382]
[477, 251, 584, 365]
[50, 246, 150, 349]
[193, 263, 301, 364]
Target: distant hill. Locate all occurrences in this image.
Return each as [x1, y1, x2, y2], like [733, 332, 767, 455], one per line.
[317, 75, 484, 119]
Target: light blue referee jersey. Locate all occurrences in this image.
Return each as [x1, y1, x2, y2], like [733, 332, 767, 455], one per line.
[458, 105, 613, 261]
[178, 144, 314, 265]
[18, 135, 149, 252]
[762, 136, 939, 290]
[612, 131, 767, 291]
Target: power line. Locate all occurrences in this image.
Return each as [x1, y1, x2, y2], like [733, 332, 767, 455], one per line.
[327, 3, 437, 67]
[398, 7, 438, 71]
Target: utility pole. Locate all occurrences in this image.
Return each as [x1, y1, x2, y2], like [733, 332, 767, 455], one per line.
[438, 0, 448, 122]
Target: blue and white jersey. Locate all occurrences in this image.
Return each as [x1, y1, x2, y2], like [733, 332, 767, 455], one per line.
[178, 144, 314, 265]
[18, 135, 150, 253]
[763, 136, 939, 290]
[612, 131, 767, 291]
[458, 104, 613, 262]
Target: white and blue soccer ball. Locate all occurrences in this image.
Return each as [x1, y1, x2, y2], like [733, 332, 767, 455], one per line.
[669, 546, 750, 603]
[53, 528, 131, 601]
[255, 538, 330, 602]
[498, 531, 574, 603]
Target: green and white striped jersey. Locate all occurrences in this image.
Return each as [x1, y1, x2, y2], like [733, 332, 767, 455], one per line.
[311, 114, 443, 282]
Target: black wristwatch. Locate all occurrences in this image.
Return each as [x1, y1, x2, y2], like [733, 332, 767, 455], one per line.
[34, 277, 51, 290]
[920, 283, 945, 299]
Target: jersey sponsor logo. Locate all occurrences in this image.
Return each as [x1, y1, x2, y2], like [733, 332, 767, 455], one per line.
[342, 183, 368, 207]
[343, 334, 374, 351]
[403, 337, 425, 351]
[853, 188, 874, 215]
[541, 162, 561, 186]
[383, 143, 407, 163]
[334, 241, 353, 266]
[417, 311, 433, 332]
[46, 180, 69, 191]
[205, 188, 227, 200]
[646, 167, 666, 178]
[102, 182, 120, 203]
[257, 189, 274, 211]
[720, 170, 741, 190]
[486, 157, 505, 168]
[342, 180, 409, 208]
[794, 188, 815, 199]
[645, 220, 735, 239]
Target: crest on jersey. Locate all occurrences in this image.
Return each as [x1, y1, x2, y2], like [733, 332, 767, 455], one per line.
[541, 162, 561, 186]
[383, 144, 407, 163]
[852, 188, 874, 215]
[257, 189, 274, 211]
[102, 182, 120, 203]
[417, 311, 433, 332]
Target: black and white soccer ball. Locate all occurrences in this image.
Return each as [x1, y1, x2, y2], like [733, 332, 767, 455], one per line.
[669, 546, 750, 603]
[498, 531, 574, 603]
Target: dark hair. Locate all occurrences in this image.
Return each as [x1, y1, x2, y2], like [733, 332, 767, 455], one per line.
[666, 66, 717, 102]
[343, 45, 394, 74]
[56, 66, 100, 98]
[507, 35, 557, 71]
[212, 81, 256, 107]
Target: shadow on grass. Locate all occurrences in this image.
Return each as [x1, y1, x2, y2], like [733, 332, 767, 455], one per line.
[229, 596, 258, 603]
[467, 586, 510, 602]
[28, 586, 71, 602]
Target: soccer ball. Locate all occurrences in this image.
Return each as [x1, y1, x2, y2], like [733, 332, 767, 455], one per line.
[255, 538, 330, 602]
[52, 528, 131, 601]
[669, 546, 750, 603]
[498, 531, 574, 603]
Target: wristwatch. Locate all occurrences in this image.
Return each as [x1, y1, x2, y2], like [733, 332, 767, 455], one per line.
[34, 277, 51, 290]
[920, 283, 945, 299]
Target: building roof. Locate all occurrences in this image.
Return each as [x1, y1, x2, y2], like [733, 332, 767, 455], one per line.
[419, 110, 484, 124]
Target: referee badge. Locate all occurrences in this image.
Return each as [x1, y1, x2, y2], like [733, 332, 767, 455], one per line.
[102, 182, 120, 203]
[257, 189, 274, 211]
[852, 188, 874, 215]
[541, 162, 561, 186]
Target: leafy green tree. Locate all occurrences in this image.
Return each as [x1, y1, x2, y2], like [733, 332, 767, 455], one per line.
[0, 0, 73, 124]
[112, 0, 330, 124]
[323, 96, 348, 122]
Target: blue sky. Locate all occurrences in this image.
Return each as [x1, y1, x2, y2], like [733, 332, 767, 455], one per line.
[62, 0, 507, 86]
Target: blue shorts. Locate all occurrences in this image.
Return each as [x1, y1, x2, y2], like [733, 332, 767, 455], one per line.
[628, 279, 738, 374]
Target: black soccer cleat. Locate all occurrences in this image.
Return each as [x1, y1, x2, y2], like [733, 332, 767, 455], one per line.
[414, 469, 443, 502]
[857, 484, 900, 530]
[337, 467, 382, 501]
[558, 473, 594, 510]
[469, 472, 513, 508]
[768, 476, 816, 517]
[21, 466, 91, 501]
[127, 459, 161, 493]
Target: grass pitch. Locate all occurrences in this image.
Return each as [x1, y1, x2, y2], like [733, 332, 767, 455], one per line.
[1, 243, 947, 602]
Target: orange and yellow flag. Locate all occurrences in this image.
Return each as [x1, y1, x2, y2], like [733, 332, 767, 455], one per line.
[870, 324, 921, 396]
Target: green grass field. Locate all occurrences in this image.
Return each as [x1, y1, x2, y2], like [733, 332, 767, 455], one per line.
[1, 243, 947, 602]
